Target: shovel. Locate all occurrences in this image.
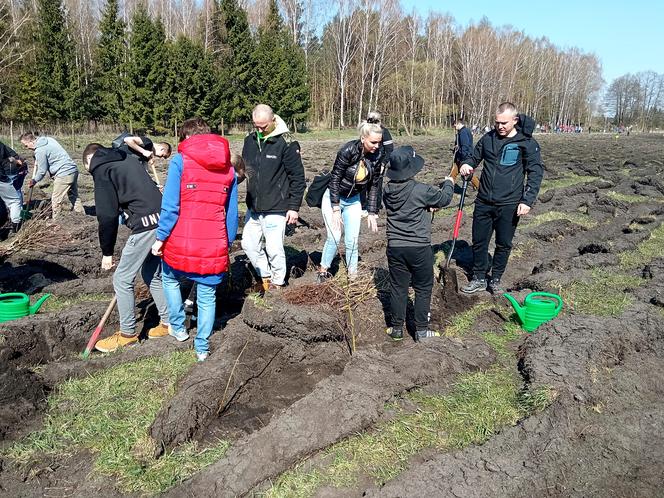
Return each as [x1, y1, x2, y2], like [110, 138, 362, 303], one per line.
[81, 296, 117, 359]
[440, 176, 470, 293]
[19, 185, 34, 221]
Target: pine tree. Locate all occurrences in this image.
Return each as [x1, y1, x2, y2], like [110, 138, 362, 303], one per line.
[211, 0, 257, 127]
[124, 5, 168, 130]
[165, 36, 218, 126]
[33, 0, 79, 122]
[91, 0, 126, 122]
[254, 0, 309, 127]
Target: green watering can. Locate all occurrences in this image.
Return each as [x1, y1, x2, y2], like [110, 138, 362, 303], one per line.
[0, 293, 51, 323]
[503, 292, 563, 332]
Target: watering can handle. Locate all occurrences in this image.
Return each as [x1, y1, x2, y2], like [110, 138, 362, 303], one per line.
[534, 292, 563, 313]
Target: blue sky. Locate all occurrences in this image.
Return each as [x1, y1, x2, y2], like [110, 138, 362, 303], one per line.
[400, 0, 663, 85]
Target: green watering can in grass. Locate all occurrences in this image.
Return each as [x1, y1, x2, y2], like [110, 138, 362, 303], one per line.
[0, 293, 50, 323]
[503, 292, 563, 332]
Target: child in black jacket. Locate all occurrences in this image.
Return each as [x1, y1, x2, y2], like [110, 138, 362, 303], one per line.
[383, 146, 454, 342]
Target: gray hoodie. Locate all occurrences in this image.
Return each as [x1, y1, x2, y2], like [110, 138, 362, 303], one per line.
[33, 136, 78, 182]
[383, 179, 454, 247]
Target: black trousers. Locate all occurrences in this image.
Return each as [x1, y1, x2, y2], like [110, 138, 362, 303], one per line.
[471, 200, 519, 280]
[387, 245, 433, 331]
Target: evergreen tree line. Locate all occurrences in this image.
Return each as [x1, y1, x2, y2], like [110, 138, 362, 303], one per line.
[0, 0, 308, 132]
[1, 0, 659, 132]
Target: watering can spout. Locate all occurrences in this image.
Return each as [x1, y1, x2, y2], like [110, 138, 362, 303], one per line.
[503, 293, 525, 323]
[29, 294, 50, 315]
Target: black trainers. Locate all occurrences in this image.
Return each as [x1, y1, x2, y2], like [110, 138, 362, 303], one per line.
[488, 278, 503, 294]
[316, 271, 331, 284]
[385, 327, 403, 341]
[416, 330, 440, 342]
[461, 278, 487, 294]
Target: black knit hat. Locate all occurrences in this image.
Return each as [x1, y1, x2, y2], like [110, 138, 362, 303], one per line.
[386, 146, 425, 181]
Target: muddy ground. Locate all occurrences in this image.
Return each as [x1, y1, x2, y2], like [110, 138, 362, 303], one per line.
[0, 132, 663, 497]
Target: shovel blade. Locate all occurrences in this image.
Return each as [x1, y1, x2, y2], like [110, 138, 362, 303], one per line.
[440, 266, 460, 300]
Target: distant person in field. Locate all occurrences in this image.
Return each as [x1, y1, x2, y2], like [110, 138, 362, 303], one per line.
[0, 140, 28, 233]
[241, 104, 306, 292]
[450, 119, 480, 190]
[361, 111, 393, 214]
[83, 143, 170, 353]
[316, 121, 385, 283]
[20, 132, 84, 218]
[151, 118, 239, 362]
[459, 102, 544, 295]
[383, 146, 454, 342]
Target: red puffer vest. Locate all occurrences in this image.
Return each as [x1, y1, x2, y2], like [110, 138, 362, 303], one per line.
[163, 134, 235, 275]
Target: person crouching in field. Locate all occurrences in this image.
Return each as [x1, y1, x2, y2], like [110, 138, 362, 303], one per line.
[383, 146, 454, 342]
[151, 118, 239, 363]
[83, 143, 171, 353]
[21, 132, 85, 218]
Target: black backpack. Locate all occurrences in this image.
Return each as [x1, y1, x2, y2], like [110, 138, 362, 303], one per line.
[305, 171, 332, 208]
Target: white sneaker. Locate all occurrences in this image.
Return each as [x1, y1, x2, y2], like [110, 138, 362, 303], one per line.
[361, 210, 368, 218]
[196, 351, 209, 362]
[169, 328, 189, 342]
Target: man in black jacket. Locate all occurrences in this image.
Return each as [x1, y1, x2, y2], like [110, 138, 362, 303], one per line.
[241, 104, 305, 290]
[83, 144, 171, 352]
[450, 119, 480, 190]
[459, 102, 543, 294]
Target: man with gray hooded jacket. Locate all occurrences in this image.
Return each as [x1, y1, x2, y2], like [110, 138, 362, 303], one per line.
[20, 132, 84, 218]
[383, 146, 454, 342]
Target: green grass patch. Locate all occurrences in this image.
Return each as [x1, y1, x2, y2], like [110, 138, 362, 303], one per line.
[524, 210, 597, 229]
[267, 366, 551, 497]
[42, 293, 113, 312]
[619, 223, 664, 269]
[3, 351, 229, 495]
[482, 320, 524, 358]
[444, 301, 495, 337]
[510, 240, 536, 260]
[606, 191, 654, 204]
[539, 173, 599, 193]
[558, 268, 642, 316]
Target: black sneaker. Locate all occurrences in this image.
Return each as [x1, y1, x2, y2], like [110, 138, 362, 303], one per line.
[461, 278, 487, 294]
[416, 329, 440, 342]
[316, 271, 331, 284]
[488, 278, 503, 294]
[385, 327, 403, 341]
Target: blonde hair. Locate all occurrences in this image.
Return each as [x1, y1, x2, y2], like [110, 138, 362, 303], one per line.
[358, 121, 383, 138]
[366, 111, 382, 124]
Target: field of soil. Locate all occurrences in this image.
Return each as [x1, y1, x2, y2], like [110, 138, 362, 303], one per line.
[0, 131, 663, 497]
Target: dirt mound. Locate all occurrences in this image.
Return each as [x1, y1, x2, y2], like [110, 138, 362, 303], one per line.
[166, 337, 495, 497]
[0, 362, 49, 442]
[364, 309, 664, 498]
[0, 303, 115, 369]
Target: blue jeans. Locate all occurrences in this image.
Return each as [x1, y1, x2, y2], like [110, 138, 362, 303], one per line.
[162, 265, 218, 354]
[320, 189, 362, 273]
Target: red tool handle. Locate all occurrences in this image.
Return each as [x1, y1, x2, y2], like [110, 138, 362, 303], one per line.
[81, 296, 117, 359]
[452, 210, 463, 238]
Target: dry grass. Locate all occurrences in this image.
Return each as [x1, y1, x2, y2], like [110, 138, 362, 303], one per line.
[282, 264, 386, 312]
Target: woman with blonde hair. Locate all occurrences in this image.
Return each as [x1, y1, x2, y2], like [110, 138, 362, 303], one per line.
[317, 121, 385, 282]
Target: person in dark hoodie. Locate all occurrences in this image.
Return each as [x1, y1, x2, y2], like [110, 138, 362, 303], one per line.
[383, 146, 454, 342]
[83, 144, 171, 353]
[459, 102, 544, 294]
[151, 118, 239, 363]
